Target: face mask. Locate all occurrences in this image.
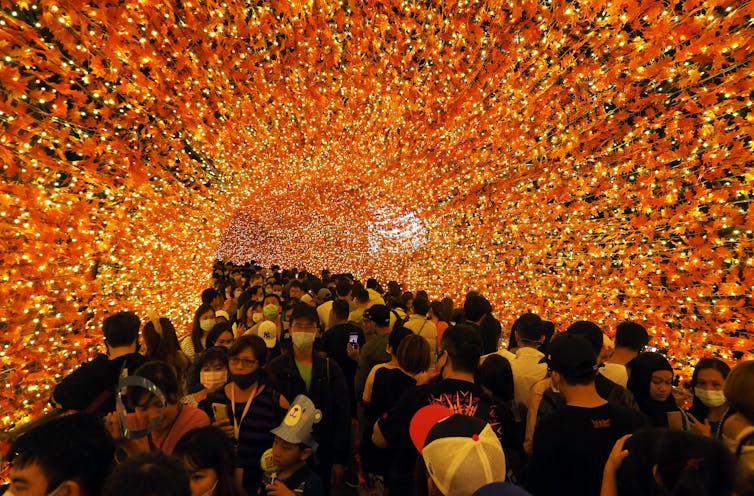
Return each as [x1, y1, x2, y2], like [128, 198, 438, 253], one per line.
[252, 312, 264, 323]
[200, 480, 218, 496]
[263, 304, 279, 319]
[232, 369, 262, 389]
[200, 369, 227, 390]
[695, 387, 726, 408]
[292, 332, 316, 350]
[200, 318, 216, 332]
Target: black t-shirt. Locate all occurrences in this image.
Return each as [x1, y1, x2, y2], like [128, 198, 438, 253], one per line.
[378, 378, 514, 491]
[319, 322, 364, 415]
[528, 402, 646, 496]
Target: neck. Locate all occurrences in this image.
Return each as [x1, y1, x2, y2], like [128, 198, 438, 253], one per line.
[561, 383, 607, 407]
[609, 348, 636, 365]
[708, 403, 728, 420]
[109, 344, 137, 359]
[376, 326, 391, 335]
[442, 366, 475, 382]
[294, 346, 313, 363]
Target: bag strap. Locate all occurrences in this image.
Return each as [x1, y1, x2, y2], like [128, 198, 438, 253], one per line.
[737, 427, 754, 457]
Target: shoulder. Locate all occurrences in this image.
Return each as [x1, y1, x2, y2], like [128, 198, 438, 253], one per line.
[181, 405, 211, 425]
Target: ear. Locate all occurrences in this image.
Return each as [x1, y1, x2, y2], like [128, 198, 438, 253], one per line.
[300, 447, 313, 462]
[57, 481, 83, 496]
[652, 464, 664, 489]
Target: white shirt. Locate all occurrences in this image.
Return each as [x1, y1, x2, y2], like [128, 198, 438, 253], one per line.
[509, 347, 548, 406]
[317, 300, 333, 329]
[404, 314, 437, 357]
[601, 362, 628, 387]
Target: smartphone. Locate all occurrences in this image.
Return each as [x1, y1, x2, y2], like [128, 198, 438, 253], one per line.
[212, 403, 229, 422]
[348, 334, 359, 349]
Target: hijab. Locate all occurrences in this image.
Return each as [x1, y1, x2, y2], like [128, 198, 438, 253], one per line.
[627, 352, 680, 427]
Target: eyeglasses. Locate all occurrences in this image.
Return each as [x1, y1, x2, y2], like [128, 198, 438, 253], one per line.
[229, 356, 258, 368]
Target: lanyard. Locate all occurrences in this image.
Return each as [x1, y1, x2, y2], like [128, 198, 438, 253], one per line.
[230, 383, 262, 440]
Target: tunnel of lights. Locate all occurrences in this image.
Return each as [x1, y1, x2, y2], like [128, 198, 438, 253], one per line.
[0, 0, 752, 427]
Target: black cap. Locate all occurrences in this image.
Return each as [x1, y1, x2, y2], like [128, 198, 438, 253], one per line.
[363, 304, 390, 327]
[544, 334, 599, 379]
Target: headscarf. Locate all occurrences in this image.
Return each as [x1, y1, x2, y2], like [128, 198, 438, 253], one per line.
[627, 352, 680, 427]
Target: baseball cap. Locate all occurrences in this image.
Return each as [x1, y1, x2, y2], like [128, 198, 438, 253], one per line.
[409, 405, 506, 496]
[363, 304, 390, 327]
[543, 333, 600, 379]
[215, 310, 230, 321]
[270, 394, 322, 450]
[258, 321, 277, 348]
[317, 288, 332, 300]
[300, 294, 313, 305]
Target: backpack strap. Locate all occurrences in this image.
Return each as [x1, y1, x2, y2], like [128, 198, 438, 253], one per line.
[736, 427, 754, 457]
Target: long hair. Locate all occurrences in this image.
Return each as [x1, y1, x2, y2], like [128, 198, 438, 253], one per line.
[191, 303, 215, 355]
[143, 317, 189, 379]
[688, 358, 731, 424]
[173, 427, 245, 496]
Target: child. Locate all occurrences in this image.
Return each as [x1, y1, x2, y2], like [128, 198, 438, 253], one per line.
[260, 394, 325, 496]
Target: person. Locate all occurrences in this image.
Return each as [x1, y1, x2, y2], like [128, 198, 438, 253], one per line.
[627, 352, 689, 429]
[260, 395, 326, 496]
[463, 293, 501, 355]
[721, 360, 754, 493]
[201, 334, 289, 493]
[351, 304, 392, 408]
[52, 311, 148, 416]
[234, 300, 262, 337]
[183, 346, 229, 405]
[347, 286, 372, 325]
[601, 430, 735, 496]
[362, 330, 428, 494]
[105, 361, 210, 456]
[428, 300, 451, 346]
[182, 304, 216, 361]
[173, 426, 246, 496]
[603, 321, 649, 387]
[410, 406, 507, 496]
[502, 312, 548, 407]
[201, 288, 224, 312]
[687, 357, 733, 438]
[206, 322, 235, 349]
[318, 298, 365, 418]
[143, 314, 191, 388]
[527, 334, 645, 496]
[6, 412, 115, 496]
[101, 452, 190, 496]
[266, 303, 351, 492]
[404, 297, 438, 359]
[373, 324, 517, 496]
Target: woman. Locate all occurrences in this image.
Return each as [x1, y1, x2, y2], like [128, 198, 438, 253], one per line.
[182, 304, 216, 361]
[627, 352, 689, 429]
[173, 426, 246, 496]
[143, 314, 191, 388]
[206, 322, 234, 349]
[201, 335, 289, 494]
[106, 361, 210, 456]
[233, 301, 262, 337]
[183, 347, 229, 406]
[687, 358, 733, 438]
[429, 300, 450, 346]
[721, 360, 754, 494]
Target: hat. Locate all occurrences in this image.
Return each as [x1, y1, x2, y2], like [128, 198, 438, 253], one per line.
[410, 405, 506, 496]
[317, 288, 332, 300]
[300, 294, 313, 304]
[472, 482, 533, 496]
[215, 310, 230, 321]
[363, 304, 390, 327]
[270, 394, 322, 450]
[258, 321, 277, 348]
[543, 333, 600, 379]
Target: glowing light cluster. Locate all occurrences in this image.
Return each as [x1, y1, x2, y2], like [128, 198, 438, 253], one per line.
[0, 0, 752, 427]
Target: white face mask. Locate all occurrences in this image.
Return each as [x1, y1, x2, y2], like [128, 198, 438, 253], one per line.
[292, 332, 316, 350]
[694, 387, 726, 408]
[200, 369, 228, 390]
[252, 312, 264, 323]
[200, 318, 216, 332]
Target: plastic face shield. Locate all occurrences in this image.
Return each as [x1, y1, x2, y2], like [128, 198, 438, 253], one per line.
[115, 375, 166, 439]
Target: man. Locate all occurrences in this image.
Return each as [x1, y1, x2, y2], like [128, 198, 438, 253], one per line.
[317, 279, 351, 330]
[288, 279, 304, 303]
[319, 299, 365, 418]
[410, 406, 507, 496]
[201, 288, 223, 311]
[266, 303, 351, 492]
[7, 412, 116, 496]
[527, 334, 645, 496]
[373, 325, 516, 495]
[462, 293, 500, 354]
[505, 313, 548, 406]
[52, 311, 147, 416]
[403, 297, 438, 358]
[347, 286, 371, 325]
[603, 320, 649, 387]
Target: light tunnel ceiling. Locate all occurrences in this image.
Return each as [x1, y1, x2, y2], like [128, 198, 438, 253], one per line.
[1, 0, 753, 424]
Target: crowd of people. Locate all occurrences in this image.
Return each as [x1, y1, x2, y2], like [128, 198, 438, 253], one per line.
[3, 261, 753, 496]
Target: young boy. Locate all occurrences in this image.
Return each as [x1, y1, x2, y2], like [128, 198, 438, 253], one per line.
[261, 394, 325, 496]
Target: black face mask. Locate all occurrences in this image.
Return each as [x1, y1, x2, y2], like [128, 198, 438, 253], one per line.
[232, 369, 262, 389]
